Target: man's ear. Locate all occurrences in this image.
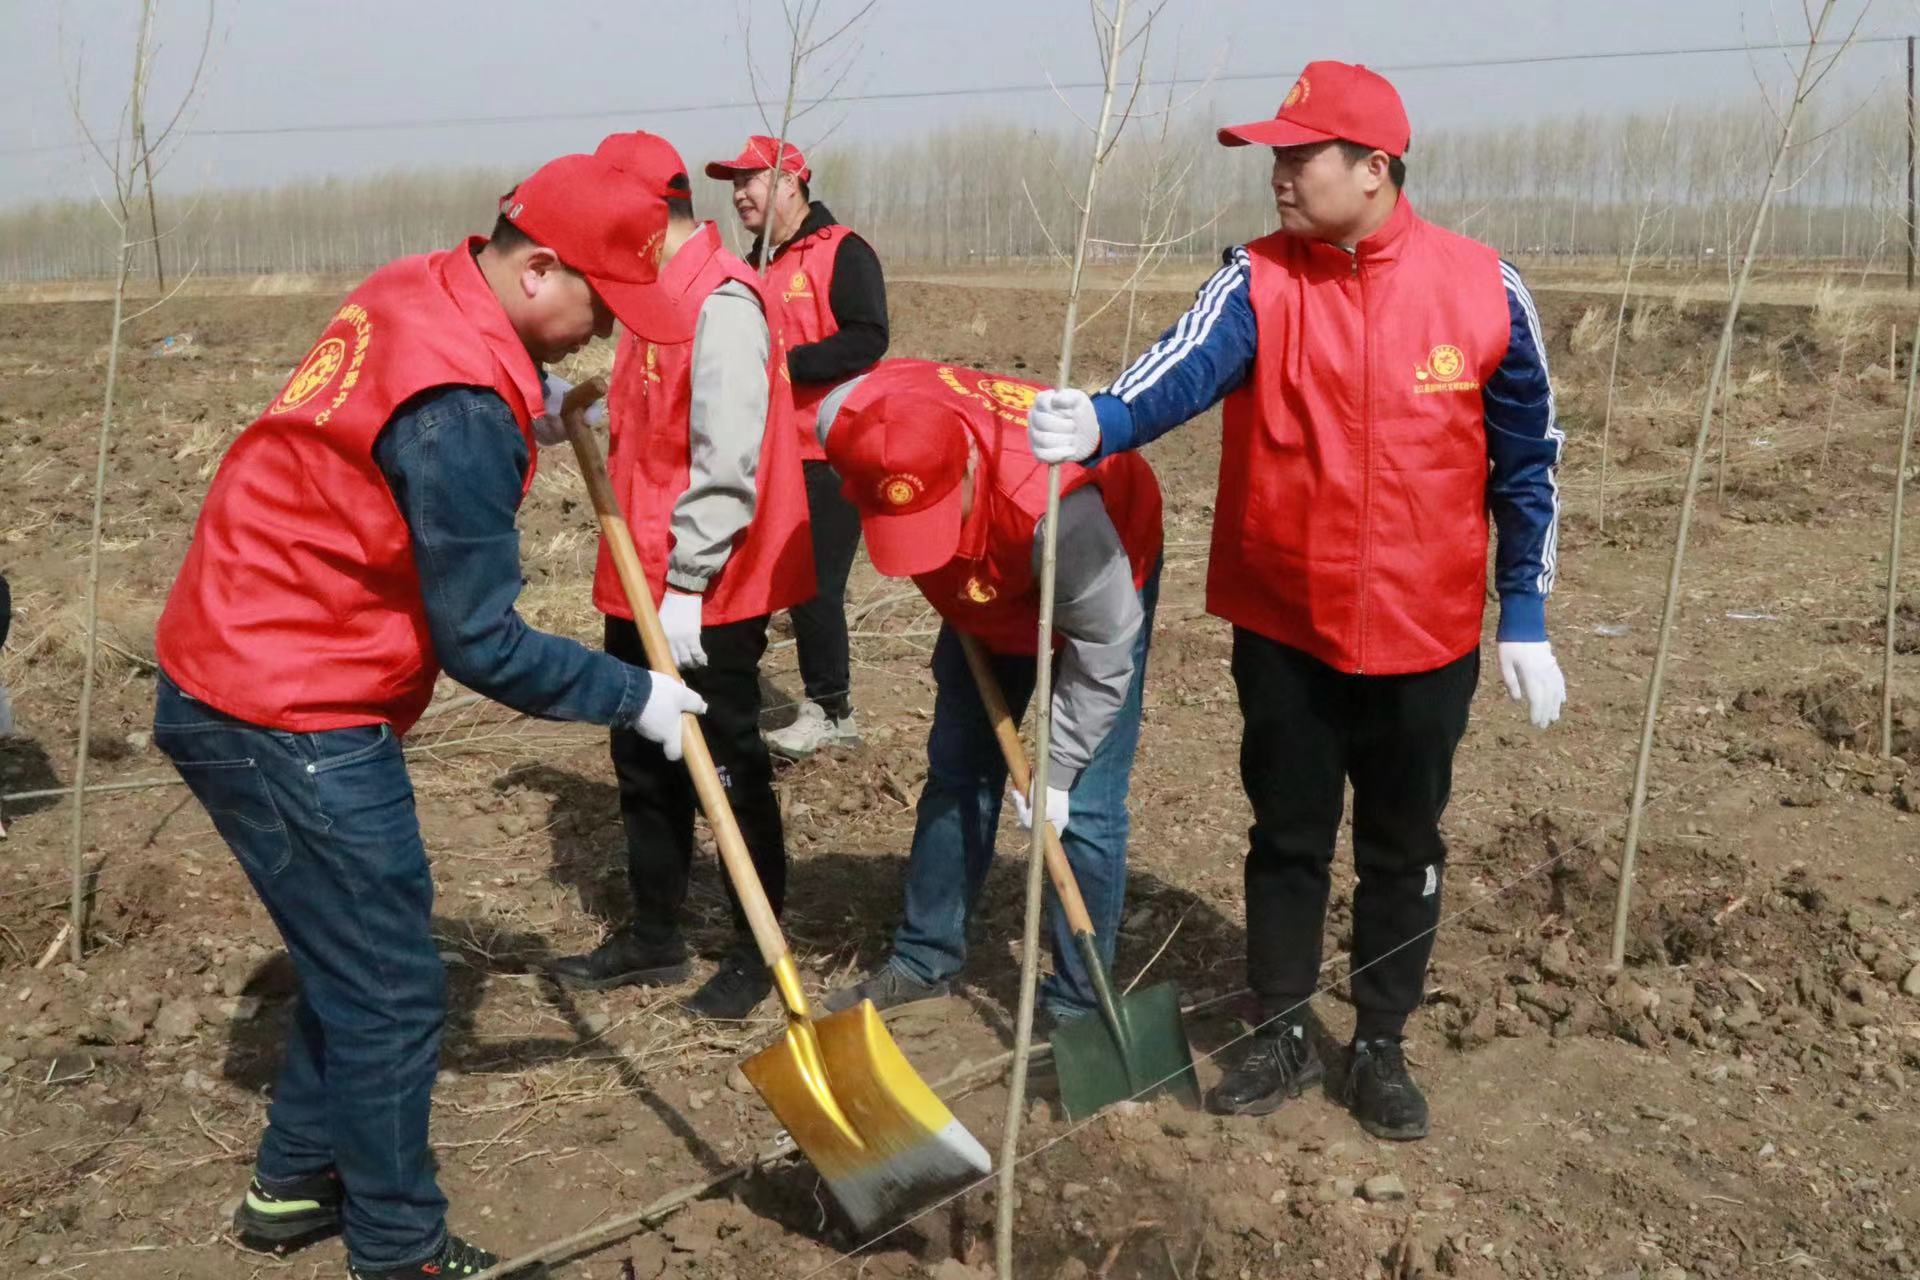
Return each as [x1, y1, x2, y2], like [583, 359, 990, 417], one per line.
[519, 246, 564, 298]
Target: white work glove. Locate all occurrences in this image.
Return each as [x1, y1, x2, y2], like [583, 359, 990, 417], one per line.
[659, 590, 708, 671]
[533, 373, 605, 446]
[1497, 641, 1566, 730]
[1027, 388, 1101, 464]
[0, 684, 13, 737]
[1010, 781, 1071, 836]
[630, 671, 708, 762]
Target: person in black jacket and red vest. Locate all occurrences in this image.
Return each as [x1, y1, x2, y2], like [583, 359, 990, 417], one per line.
[706, 135, 889, 760]
[151, 152, 706, 1279]
[1030, 62, 1567, 1142]
[546, 132, 814, 1023]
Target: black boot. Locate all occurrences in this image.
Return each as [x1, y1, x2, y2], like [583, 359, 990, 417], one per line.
[544, 929, 689, 992]
[1205, 1019, 1324, 1117]
[232, 1168, 341, 1253]
[684, 945, 773, 1021]
[1344, 1037, 1429, 1141]
[348, 1234, 545, 1279]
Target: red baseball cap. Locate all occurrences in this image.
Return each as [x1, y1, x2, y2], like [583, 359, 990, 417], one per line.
[704, 135, 811, 183]
[500, 153, 693, 342]
[826, 388, 971, 576]
[595, 129, 692, 188]
[1217, 60, 1410, 157]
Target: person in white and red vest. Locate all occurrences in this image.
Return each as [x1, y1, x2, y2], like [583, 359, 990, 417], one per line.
[807, 359, 1162, 1026]
[544, 132, 814, 1023]
[707, 135, 889, 761]
[1029, 61, 1567, 1142]
[152, 152, 706, 1279]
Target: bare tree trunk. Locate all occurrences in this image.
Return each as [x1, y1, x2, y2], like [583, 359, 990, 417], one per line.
[998, 2, 1133, 1274]
[1611, 1, 1847, 966]
[1885, 308, 1920, 757]
[68, 0, 155, 963]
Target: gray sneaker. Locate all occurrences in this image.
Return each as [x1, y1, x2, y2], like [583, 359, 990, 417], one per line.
[766, 700, 860, 761]
[820, 961, 950, 1014]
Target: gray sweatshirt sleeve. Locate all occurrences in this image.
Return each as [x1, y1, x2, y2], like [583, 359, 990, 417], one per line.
[667, 280, 770, 593]
[1031, 486, 1144, 789]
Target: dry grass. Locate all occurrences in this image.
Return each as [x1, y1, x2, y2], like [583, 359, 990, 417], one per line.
[1811, 277, 1874, 349]
[1570, 305, 1610, 355]
[4, 590, 160, 682]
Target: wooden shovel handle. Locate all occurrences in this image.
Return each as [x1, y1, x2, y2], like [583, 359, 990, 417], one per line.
[956, 632, 1098, 938]
[562, 378, 796, 988]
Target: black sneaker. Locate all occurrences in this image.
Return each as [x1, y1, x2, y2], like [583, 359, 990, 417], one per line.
[819, 961, 951, 1014]
[1205, 1020, 1325, 1117]
[684, 946, 774, 1021]
[545, 929, 690, 992]
[232, 1168, 341, 1253]
[348, 1234, 546, 1279]
[1343, 1037, 1429, 1141]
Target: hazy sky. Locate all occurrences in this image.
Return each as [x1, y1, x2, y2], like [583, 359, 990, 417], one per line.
[0, 0, 1900, 209]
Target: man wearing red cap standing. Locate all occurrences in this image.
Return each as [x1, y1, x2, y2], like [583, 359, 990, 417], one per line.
[545, 132, 813, 1022]
[152, 152, 707, 1279]
[809, 359, 1162, 1027]
[1029, 62, 1566, 1141]
[706, 136, 889, 760]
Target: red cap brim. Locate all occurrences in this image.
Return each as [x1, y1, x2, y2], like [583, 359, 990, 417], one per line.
[859, 486, 963, 577]
[1217, 117, 1342, 149]
[587, 276, 697, 345]
[704, 160, 750, 180]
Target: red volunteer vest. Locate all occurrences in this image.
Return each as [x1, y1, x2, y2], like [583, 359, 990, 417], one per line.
[156, 240, 543, 733]
[1212, 197, 1510, 675]
[595, 223, 813, 624]
[842, 360, 1162, 655]
[771, 219, 859, 462]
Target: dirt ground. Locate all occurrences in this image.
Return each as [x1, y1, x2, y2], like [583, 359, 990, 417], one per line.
[3, 261, 1920, 1280]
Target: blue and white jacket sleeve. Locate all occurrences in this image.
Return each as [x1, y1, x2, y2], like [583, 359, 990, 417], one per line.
[1484, 261, 1564, 643]
[1089, 247, 1258, 457]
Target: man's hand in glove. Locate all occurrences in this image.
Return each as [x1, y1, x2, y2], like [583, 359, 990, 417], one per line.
[660, 591, 707, 671]
[533, 372, 607, 447]
[1027, 388, 1101, 464]
[1497, 641, 1566, 729]
[629, 672, 707, 762]
[1011, 781, 1071, 835]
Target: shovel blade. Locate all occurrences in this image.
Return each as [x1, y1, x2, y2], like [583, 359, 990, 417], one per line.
[1050, 980, 1200, 1122]
[743, 1000, 991, 1233]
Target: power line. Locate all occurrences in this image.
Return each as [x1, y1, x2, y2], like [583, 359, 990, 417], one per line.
[2, 32, 1911, 160]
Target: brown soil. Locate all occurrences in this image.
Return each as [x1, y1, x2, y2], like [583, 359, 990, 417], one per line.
[3, 268, 1920, 1280]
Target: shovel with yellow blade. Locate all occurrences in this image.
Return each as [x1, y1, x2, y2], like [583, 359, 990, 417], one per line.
[560, 379, 991, 1232]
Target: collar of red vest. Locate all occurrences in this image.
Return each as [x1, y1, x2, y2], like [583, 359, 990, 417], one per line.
[445, 238, 544, 423]
[1300, 192, 1417, 273]
[949, 415, 1002, 564]
[646, 222, 732, 336]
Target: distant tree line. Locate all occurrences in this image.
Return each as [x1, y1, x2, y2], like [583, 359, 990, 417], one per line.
[3, 92, 1914, 282]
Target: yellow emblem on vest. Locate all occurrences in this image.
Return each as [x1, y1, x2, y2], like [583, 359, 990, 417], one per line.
[962, 577, 997, 604]
[275, 337, 347, 413]
[1413, 342, 1476, 395]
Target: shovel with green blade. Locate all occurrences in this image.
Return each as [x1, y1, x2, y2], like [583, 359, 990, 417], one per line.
[956, 632, 1200, 1121]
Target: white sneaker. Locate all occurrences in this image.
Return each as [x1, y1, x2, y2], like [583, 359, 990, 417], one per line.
[766, 700, 859, 760]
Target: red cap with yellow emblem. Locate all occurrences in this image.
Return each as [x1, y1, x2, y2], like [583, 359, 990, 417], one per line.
[1217, 60, 1410, 157]
[704, 135, 811, 182]
[827, 387, 971, 577]
[500, 151, 691, 341]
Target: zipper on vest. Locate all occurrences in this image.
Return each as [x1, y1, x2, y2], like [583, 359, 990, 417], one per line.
[1354, 255, 1373, 673]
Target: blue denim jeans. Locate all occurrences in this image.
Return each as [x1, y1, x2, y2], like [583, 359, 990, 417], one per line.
[153, 674, 448, 1272]
[889, 566, 1159, 1019]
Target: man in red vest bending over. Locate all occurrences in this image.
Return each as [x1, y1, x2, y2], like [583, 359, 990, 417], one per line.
[1029, 62, 1567, 1141]
[152, 153, 705, 1279]
[545, 132, 813, 1022]
[708, 136, 889, 760]
[811, 360, 1163, 1028]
